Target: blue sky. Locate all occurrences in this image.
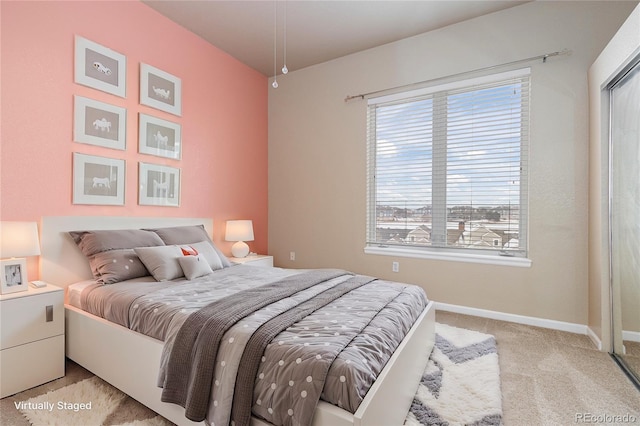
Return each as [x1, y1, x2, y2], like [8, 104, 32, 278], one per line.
[374, 82, 524, 211]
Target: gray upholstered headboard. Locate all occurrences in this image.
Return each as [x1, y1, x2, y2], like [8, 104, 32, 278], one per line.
[41, 216, 214, 287]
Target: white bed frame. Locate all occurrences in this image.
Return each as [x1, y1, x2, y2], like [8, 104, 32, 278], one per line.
[41, 216, 435, 426]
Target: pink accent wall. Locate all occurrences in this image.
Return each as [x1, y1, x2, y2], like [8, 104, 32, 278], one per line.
[0, 1, 268, 276]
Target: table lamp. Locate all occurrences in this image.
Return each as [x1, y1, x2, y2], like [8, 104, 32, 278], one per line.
[0, 221, 41, 293]
[225, 220, 254, 258]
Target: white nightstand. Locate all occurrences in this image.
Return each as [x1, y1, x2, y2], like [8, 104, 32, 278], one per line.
[0, 284, 65, 398]
[231, 254, 274, 267]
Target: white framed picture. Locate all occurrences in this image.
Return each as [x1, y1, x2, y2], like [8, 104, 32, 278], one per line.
[140, 63, 182, 116]
[138, 162, 180, 207]
[73, 153, 125, 205]
[139, 113, 181, 160]
[74, 36, 126, 98]
[74, 96, 126, 150]
[0, 259, 28, 294]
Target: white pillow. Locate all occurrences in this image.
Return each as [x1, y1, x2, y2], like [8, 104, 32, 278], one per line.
[178, 255, 214, 280]
[134, 245, 184, 281]
[185, 241, 224, 271]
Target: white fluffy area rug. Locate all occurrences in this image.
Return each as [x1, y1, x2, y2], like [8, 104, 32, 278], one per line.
[405, 323, 503, 426]
[18, 376, 169, 426]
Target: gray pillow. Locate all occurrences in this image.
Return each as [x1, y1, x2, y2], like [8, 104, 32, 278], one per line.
[69, 229, 164, 256]
[134, 246, 184, 281]
[69, 229, 165, 284]
[147, 224, 210, 244]
[91, 249, 150, 285]
[178, 255, 213, 280]
[146, 225, 232, 268]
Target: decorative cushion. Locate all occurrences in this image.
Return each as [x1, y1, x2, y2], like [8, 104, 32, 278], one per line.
[146, 225, 232, 267]
[178, 255, 214, 280]
[181, 245, 198, 256]
[134, 245, 184, 282]
[90, 249, 150, 285]
[188, 241, 224, 271]
[69, 229, 165, 284]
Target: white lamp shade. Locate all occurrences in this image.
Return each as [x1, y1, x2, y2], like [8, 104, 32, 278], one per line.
[225, 220, 254, 242]
[0, 221, 41, 258]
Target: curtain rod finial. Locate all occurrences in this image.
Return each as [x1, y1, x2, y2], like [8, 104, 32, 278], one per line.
[344, 94, 365, 103]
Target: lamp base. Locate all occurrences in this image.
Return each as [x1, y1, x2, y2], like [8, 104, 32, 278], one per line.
[231, 241, 250, 258]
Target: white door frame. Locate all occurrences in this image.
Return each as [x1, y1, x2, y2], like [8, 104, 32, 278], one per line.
[588, 4, 640, 353]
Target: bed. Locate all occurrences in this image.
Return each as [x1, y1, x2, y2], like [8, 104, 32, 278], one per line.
[40, 216, 435, 426]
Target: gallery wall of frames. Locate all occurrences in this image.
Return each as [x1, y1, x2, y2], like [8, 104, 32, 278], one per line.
[73, 36, 183, 207]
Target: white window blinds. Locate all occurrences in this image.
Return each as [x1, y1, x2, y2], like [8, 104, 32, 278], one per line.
[366, 69, 530, 257]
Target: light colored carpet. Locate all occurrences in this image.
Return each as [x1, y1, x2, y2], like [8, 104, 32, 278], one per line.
[437, 311, 640, 425]
[621, 341, 640, 381]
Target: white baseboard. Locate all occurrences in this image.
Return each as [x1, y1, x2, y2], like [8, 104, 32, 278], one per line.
[623, 329, 640, 343]
[438, 301, 640, 350]
[587, 327, 603, 351]
[435, 302, 590, 335]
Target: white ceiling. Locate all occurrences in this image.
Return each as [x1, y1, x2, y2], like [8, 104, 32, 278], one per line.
[142, 1, 528, 76]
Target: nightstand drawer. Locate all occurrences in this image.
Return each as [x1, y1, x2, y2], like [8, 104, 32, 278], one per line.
[0, 335, 65, 398]
[0, 290, 64, 350]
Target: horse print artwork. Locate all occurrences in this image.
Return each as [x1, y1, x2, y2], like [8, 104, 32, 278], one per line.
[140, 63, 181, 116]
[73, 153, 125, 205]
[83, 162, 118, 197]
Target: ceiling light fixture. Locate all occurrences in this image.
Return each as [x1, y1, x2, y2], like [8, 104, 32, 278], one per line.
[282, 0, 288, 75]
[272, 0, 278, 89]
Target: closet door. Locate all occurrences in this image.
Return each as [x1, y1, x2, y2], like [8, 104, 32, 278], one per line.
[610, 58, 640, 383]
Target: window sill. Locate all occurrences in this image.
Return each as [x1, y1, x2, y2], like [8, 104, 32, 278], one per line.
[364, 246, 532, 268]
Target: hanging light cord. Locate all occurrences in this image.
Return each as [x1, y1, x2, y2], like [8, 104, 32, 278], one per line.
[272, 1, 278, 88]
[282, 0, 288, 75]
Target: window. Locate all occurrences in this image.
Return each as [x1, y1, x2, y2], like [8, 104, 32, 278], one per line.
[366, 69, 530, 264]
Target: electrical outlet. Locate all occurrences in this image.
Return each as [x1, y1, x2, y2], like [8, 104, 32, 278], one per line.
[290, 251, 296, 261]
[392, 261, 399, 273]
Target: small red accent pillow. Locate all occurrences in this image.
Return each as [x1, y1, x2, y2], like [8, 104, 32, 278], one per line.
[181, 246, 199, 256]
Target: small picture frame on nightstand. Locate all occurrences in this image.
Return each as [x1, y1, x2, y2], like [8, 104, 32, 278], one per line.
[0, 258, 28, 294]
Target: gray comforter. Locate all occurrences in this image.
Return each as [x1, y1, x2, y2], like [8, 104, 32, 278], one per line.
[76, 265, 427, 426]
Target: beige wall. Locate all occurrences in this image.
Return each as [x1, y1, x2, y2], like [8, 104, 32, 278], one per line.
[588, 4, 640, 350]
[269, 1, 636, 325]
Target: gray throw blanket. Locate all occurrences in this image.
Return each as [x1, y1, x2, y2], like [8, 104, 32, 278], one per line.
[230, 274, 375, 426]
[160, 269, 351, 421]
